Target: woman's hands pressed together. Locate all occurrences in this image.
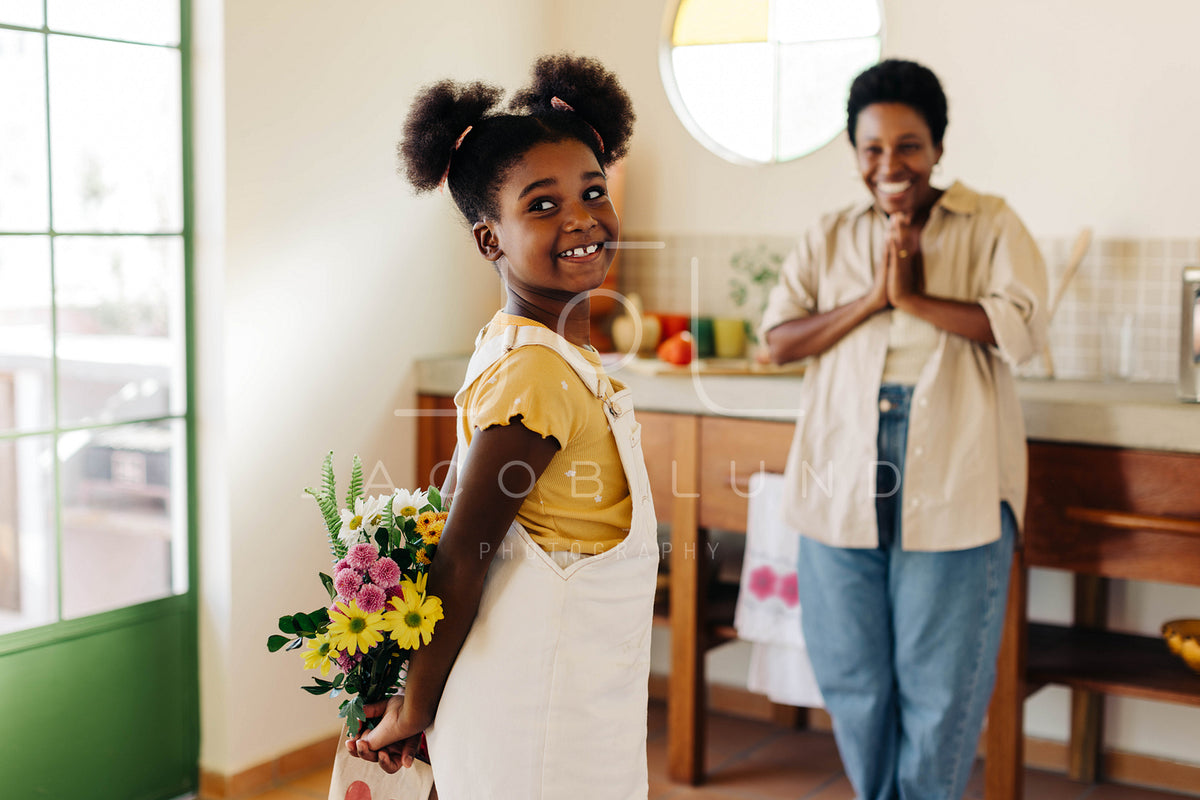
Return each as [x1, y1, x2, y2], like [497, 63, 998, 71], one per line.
[882, 211, 925, 311]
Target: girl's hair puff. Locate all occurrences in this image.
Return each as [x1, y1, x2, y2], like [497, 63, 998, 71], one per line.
[398, 54, 635, 225]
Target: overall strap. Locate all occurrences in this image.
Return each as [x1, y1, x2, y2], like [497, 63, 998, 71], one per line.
[456, 321, 616, 408]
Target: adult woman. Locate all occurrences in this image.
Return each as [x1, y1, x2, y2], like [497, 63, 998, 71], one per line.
[761, 59, 1047, 800]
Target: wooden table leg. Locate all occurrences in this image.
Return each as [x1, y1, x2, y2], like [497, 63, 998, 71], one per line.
[1068, 575, 1108, 782]
[985, 556, 1028, 800]
[667, 415, 704, 784]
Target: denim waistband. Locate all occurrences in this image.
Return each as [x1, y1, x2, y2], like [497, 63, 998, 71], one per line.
[878, 383, 914, 419]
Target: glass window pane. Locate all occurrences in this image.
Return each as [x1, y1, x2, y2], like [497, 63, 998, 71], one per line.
[0, 435, 57, 634]
[778, 38, 880, 160]
[0, 0, 44, 27]
[773, 0, 882, 44]
[672, 43, 775, 163]
[54, 236, 185, 426]
[0, 236, 53, 433]
[0, 30, 50, 232]
[48, 0, 179, 46]
[59, 419, 187, 619]
[674, 0, 768, 45]
[48, 35, 182, 233]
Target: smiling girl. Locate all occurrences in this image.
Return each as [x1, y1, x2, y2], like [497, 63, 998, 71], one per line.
[346, 55, 657, 800]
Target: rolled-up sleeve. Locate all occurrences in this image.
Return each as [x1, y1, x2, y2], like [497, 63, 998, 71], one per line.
[977, 205, 1048, 366]
[759, 232, 820, 341]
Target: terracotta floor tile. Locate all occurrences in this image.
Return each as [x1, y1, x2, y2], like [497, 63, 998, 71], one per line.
[287, 764, 335, 796]
[800, 774, 857, 799]
[705, 712, 783, 764]
[1086, 782, 1200, 800]
[963, 761, 1091, 799]
[648, 700, 669, 740]
[263, 701, 1197, 800]
[244, 787, 322, 800]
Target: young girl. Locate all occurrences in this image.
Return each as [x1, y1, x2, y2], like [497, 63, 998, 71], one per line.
[347, 55, 658, 799]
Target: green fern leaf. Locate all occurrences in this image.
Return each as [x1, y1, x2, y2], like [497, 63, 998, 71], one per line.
[346, 454, 364, 509]
[305, 451, 346, 560]
[381, 494, 395, 531]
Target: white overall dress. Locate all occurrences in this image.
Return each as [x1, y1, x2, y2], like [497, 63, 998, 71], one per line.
[424, 322, 659, 800]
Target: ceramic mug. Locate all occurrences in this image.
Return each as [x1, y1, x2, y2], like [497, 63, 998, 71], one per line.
[690, 317, 715, 359]
[713, 318, 746, 359]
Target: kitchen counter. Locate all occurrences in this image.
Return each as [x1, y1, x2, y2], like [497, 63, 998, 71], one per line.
[415, 355, 1200, 454]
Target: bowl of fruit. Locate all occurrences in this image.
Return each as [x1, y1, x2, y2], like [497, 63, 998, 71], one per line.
[1162, 619, 1200, 674]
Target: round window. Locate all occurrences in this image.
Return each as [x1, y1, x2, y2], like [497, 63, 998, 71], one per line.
[659, 0, 884, 164]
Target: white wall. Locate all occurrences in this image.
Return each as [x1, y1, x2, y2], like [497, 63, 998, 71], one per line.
[554, 0, 1200, 767]
[197, 0, 546, 775]
[197, 0, 1200, 777]
[569, 0, 1200, 239]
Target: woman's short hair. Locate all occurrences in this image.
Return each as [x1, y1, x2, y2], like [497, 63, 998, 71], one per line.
[846, 59, 948, 146]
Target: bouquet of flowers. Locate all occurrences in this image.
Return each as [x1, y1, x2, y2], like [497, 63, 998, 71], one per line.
[267, 452, 446, 737]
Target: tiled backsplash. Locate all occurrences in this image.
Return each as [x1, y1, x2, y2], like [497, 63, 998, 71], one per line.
[617, 232, 1198, 383]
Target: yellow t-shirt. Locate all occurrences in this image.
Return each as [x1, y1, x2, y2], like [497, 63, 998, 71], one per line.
[458, 312, 632, 554]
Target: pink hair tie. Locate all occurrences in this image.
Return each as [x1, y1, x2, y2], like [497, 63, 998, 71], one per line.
[437, 124, 473, 192]
[550, 96, 605, 154]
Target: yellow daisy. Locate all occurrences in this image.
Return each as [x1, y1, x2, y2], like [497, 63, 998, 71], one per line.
[301, 633, 341, 676]
[413, 547, 431, 566]
[384, 580, 444, 649]
[326, 599, 387, 656]
[415, 511, 447, 545]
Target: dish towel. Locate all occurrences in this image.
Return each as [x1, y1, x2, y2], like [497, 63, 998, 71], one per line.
[733, 471, 824, 708]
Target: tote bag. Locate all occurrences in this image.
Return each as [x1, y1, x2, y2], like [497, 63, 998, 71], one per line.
[327, 738, 435, 800]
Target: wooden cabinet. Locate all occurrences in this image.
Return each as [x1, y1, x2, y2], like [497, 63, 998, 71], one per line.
[417, 393, 1200, 793]
[984, 442, 1200, 800]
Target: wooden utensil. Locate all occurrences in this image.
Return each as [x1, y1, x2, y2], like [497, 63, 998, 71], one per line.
[1041, 227, 1093, 377]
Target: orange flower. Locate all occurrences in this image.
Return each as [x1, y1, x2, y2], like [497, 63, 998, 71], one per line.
[415, 511, 447, 545]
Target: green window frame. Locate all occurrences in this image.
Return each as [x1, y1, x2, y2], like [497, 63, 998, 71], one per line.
[0, 1, 196, 649]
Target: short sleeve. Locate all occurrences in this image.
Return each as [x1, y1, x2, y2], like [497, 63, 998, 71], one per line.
[977, 203, 1049, 366]
[464, 346, 584, 447]
[759, 229, 821, 342]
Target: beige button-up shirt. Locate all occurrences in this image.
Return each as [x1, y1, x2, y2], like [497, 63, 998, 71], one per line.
[761, 181, 1048, 551]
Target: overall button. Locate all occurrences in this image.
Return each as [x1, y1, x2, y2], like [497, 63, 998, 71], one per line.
[918, 396, 929, 408]
[914, 446, 924, 457]
[879, 398, 894, 412]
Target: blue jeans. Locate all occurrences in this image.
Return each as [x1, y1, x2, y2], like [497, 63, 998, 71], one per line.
[797, 384, 1016, 800]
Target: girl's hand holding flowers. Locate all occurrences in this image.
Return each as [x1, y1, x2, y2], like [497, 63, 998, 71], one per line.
[265, 453, 446, 745]
[346, 694, 430, 773]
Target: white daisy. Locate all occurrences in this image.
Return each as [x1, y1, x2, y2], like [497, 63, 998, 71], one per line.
[391, 487, 429, 520]
[338, 494, 389, 545]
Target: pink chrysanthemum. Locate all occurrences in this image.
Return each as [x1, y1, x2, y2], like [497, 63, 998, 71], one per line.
[334, 567, 363, 599]
[368, 557, 401, 588]
[347, 543, 379, 572]
[356, 583, 387, 614]
[333, 558, 349, 573]
[336, 652, 361, 672]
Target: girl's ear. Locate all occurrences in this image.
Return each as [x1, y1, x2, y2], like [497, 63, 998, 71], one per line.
[473, 221, 503, 262]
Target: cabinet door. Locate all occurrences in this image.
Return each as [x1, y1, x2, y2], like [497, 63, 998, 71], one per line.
[698, 417, 795, 531]
[1024, 442, 1200, 586]
[637, 411, 678, 525]
[416, 395, 457, 490]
